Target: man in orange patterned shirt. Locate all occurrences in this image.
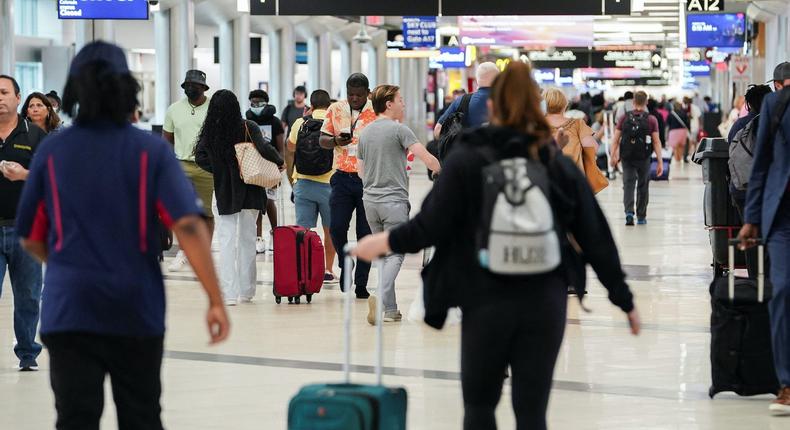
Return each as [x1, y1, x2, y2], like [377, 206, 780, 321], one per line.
[319, 74, 377, 298]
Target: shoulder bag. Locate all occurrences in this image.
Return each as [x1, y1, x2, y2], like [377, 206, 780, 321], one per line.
[559, 119, 608, 194]
[234, 122, 281, 189]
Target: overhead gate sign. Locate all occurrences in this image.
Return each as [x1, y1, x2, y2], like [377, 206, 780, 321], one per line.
[252, 0, 630, 15]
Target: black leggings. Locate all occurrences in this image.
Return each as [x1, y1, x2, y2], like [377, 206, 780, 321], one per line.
[461, 279, 567, 430]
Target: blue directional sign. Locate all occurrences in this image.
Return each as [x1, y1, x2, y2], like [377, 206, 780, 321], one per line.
[403, 17, 437, 49]
[430, 47, 467, 69]
[58, 0, 149, 20]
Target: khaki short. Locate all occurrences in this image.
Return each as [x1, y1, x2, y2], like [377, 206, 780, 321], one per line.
[180, 160, 214, 218]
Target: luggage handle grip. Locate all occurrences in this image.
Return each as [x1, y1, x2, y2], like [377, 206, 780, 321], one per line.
[343, 245, 385, 386]
[726, 238, 765, 303]
[727, 238, 763, 246]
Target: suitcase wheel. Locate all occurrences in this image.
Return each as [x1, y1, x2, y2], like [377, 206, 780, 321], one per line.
[306, 294, 312, 304]
[275, 296, 282, 304]
[294, 296, 301, 305]
[288, 296, 294, 304]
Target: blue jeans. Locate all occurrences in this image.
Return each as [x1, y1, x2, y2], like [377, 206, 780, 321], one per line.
[0, 226, 43, 365]
[329, 172, 371, 291]
[294, 179, 332, 229]
[768, 196, 790, 386]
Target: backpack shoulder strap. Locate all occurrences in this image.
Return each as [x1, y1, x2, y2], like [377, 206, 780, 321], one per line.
[770, 88, 790, 138]
[670, 110, 689, 130]
[477, 143, 498, 165]
[459, 93, 473, 116]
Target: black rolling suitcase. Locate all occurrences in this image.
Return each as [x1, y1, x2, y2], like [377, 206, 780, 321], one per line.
[709, 239, 779, 398]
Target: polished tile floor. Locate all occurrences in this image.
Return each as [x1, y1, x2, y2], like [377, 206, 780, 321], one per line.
[1, 161, 787, 429]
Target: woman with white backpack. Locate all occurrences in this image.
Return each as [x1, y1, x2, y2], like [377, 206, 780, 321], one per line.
[352, 62, 640, 430]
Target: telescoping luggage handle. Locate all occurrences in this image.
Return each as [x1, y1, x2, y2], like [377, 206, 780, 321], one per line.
[727, 238, 765, 302]
[343, 246, 385, 386]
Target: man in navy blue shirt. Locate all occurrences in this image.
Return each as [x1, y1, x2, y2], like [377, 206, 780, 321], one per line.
[0, 74, 46, 371]
[433, 62, 500, 139]
[739, 63, 790, 414]
[16, 42, 230, 429]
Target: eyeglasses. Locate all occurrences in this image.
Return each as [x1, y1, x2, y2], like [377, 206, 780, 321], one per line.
[250, 101, 267, 108]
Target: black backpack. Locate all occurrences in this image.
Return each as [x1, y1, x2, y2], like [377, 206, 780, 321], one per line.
[294, 115, 333, 176]
[437, 93, 473, 160]
[619, 111, 652, 161]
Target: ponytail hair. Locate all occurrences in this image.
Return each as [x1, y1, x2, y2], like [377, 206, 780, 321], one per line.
[489, 61, 552, 142]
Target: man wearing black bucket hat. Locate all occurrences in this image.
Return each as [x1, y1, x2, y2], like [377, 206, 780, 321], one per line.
[163, 70, 214, 271]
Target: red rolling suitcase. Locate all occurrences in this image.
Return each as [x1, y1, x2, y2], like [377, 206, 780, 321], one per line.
[273, 226, 325, 304]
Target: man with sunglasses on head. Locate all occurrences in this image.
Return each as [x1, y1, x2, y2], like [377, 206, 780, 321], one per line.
[163, 70, 213, 272]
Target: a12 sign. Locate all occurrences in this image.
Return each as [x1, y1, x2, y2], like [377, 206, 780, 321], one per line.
[686, 0, 724, 12]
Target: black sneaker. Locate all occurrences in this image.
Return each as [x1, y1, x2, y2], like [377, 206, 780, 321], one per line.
[355, 288, 371, 299]
[19, 360, 39, 372]
[625, 213, 635, 226]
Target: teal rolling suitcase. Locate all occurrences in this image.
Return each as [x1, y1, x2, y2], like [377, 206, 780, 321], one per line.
[288, 256, 408, 430]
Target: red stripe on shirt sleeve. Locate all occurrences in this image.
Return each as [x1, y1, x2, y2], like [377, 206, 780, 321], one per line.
[29, 200, 49, 242]
[46, 156, 64, 251]
[156, 200, 175, 229]
[139, 151, 149, 252]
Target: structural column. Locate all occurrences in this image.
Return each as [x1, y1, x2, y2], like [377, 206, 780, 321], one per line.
[219, 20, 234, 91]
[268, 30, 282, 111]
[337, 39, 351, 99]
[318, 33, 332, 92]
[0, 0, 14, 76]
[388, 58, 401, 86]
[279, 24, 296, 111]
[350, 41, 363, 75]
[154, 9, 171, 124]
[307, 36, 320, 93]
[233, 13, 250, 108]
[399, 58, 428, 142]
[365, 45, 378, 88]
[94, 21, 115, 42]
[170, 0, 195, 103]
[74, 21, 91, 53]
[375, 43, 388, 88]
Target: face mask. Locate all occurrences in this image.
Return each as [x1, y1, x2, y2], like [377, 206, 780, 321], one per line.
[250, 106, 265, 116]
[185, 88, 201, 101]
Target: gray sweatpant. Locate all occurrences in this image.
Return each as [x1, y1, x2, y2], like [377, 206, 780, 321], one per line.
[622, 158, 652, 219]
[363, 200, 410, 311]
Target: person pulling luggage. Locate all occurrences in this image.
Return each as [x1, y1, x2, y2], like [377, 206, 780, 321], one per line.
[739, 62, 790, 415]
[352, 61, 640, 430]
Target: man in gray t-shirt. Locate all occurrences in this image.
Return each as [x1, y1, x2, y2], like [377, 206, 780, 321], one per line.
[357, 85, 440, 323]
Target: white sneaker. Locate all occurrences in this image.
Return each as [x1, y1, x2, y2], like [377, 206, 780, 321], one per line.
[240, 296, 254, 304]
[168, 251, 188, 272]
[256, 237, 266, 254]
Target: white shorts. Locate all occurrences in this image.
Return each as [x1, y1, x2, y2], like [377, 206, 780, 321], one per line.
[266, 187, 278, 201]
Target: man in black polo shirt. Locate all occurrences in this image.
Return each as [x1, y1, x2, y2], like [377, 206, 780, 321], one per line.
[0, 75, 46, 371]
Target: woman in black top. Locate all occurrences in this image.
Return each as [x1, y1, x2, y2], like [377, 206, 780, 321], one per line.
[195, 90, 284, 305]
[353, 62, 640, 430]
